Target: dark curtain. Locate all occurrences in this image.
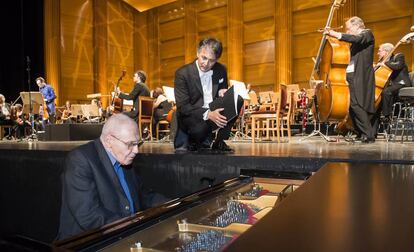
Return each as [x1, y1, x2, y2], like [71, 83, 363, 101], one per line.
[0, 0, 44, 103]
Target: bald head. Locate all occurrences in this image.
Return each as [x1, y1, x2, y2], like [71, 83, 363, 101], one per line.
[100, 114, 139, 140]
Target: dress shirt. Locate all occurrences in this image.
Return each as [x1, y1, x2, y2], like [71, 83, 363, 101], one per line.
[195, 61, 213, 120]
[105, 149, 135, 214]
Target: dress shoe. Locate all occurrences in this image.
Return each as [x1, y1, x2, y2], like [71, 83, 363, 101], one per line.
[360, 136, 375, 143]
[211, 140, 234, 152]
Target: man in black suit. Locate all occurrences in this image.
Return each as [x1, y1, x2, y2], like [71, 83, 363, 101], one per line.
[377, 43, 412, 120]
[174, 37, 243, 152]
[117, 70, 150, 120]
[326, 16, 376, 143]
[57, 114, 166, 240]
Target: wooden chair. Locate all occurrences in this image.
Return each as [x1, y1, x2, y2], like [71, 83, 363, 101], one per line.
[156, 120, 170, 140]
[285, 84, 300, 123]
[138, 96, 154, 141]
[250, 84, 293, 143]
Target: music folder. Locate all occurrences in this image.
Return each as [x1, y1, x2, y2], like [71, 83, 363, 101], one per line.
[208, 86, 241, 123]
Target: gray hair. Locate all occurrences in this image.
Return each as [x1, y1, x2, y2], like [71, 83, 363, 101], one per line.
[100, 113, 139, 140]
[347, 16, 365, 29]
[0, 94, 4, 101]
[198, 37, 223, 59]
[379, 43, 394, 52]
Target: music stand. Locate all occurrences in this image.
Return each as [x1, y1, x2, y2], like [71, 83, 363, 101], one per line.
[20, 92, 43, 139]
[299, 82, 333, 142]
[82, 104, 100, 123]
[228, 80, 250, 141]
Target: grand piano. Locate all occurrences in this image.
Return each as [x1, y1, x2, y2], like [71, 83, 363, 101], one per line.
[3, 162, 414, 251]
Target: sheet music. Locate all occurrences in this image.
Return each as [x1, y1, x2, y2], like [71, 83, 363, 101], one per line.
[162, 86, 175, 103]
[229, 80, 248, 113]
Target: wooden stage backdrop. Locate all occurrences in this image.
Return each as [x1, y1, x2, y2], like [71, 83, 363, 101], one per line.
[43, 0, 414, 106]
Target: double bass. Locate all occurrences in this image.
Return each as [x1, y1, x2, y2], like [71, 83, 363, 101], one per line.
[111, 70, 126, 114]
[310, 0, 349, 127]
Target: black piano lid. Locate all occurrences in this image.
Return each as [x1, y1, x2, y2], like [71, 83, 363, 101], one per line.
[226, 162, 414, 252]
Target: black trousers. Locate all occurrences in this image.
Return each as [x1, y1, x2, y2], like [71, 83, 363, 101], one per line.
[347, 73, 374, 139]
[180, 96, 244, 145]
[381, 84, 404, 117]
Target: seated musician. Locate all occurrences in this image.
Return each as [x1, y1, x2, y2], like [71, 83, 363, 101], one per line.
[0, 94, 13, 139]
[116, 70, 150, 120]
[61, 100, 76, 124]
[12, 104, 30, 140]
[152, 87, 173, 138]
[174, 37, 244, 152]
[377, 43, 412, 122]
[57, 114, 167, 240]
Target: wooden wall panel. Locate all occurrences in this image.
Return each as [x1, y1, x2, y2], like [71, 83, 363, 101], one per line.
[107, 0, 135, 91]
[160, 38, 185, 59]
[195, 0, 226, 13]
[197, 7, 227, 33]
[158, 0, 185, 23]
[60, 0, 93, 104]
[292, 0, 331, 12]
[244, 63, 274, 87]
[243, 17, 274, 44]
[244, 40, 274, 65]
[293, 33, 322, 59]
[159, 19, 185, 41]
[358, 0, 412, 23]
[243, 0, 274, 22]
[292, 6, 330, 35]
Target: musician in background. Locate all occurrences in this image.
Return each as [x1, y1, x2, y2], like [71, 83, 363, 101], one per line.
[0, 94, 13, 139]
[152, 87, 173, 138]
[13, 104, 30, 140]
[325, 16, 376, 143]
[36, 77, 57, 124]
[377, 43, 411, 121]
[116, 70, 150, 120]
[61, 100, 76, 124]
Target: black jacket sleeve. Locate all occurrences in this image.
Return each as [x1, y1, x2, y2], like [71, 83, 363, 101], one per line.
[119, 84, 142, 101]
[385, 53, 405, 71]
[340, 30, 374, 45]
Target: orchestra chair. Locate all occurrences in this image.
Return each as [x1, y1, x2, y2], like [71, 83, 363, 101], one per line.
[250, 84, 292, 143]
[156, 119, 170, 141]
[138, 96, 154, 141]
[285, 84, 300, 123]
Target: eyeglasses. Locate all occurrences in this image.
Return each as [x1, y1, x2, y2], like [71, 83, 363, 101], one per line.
[111, 135, 144, 149]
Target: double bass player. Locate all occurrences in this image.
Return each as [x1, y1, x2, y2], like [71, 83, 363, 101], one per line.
[325, 16, 376, 143]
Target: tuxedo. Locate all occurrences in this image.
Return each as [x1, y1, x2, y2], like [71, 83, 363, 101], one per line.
[119, 82, 150, 120]
[57, 139, 165, 240]
[174, 60, 241, 146]
[340, 29, 376, 139]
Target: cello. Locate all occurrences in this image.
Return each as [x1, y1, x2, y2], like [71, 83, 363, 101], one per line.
[310, 0, 349, 126]
[111, 70, 126, 114]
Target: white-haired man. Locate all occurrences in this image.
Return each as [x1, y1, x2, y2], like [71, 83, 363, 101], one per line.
[325, 16, 376, 143]
[377, 43, 412, 120]
[58, 114, 166, 240]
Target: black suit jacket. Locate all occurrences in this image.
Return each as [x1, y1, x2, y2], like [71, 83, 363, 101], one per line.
[385, 53, 412, 87]
[174, 60, 228, 127]
[119, 82, 150, 119]
[57, 139, 165, 240]
[340, 29, 376, 113]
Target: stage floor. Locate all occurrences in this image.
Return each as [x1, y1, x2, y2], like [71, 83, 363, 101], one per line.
[0, 136, 413, 164]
